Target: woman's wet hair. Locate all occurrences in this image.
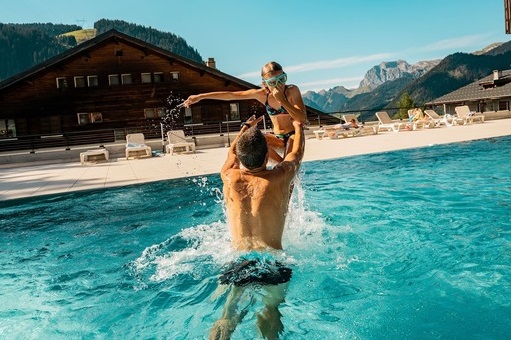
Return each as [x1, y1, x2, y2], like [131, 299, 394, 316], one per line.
[261, 61, 283, 76]
[236, 127, 268, 169]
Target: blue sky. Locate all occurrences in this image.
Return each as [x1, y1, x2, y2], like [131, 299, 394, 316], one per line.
[1, 0, 510, 92]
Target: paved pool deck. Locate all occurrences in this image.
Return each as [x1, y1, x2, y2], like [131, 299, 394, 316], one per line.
[1, 119, 510, 201]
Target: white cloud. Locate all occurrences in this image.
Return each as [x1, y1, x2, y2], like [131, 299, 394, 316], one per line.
[236, 53, 393, 79]
[298, 76, 363, 93]
[419, 33, 494, 52]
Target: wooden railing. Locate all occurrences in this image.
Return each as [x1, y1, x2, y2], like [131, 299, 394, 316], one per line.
[0, 114, 339, 153]
[0, 130, 115, 153]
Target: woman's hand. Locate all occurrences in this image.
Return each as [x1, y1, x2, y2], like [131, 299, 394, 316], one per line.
[245, 114, 264, 127]
[183, 95, 200, 108]
[270, 82, 287, 103]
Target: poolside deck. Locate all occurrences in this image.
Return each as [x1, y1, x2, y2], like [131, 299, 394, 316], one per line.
[1, 118, 510, 201]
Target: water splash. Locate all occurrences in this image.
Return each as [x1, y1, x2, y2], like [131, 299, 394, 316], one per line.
[162, 91, 185, 132]
[130, 221, 232, 287]
[129, 172, 329, 290]
[284, 174, 329, 253]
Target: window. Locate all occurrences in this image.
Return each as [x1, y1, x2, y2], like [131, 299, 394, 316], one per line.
[154, 72, 164, 83]
[229, 103, 240, 121]
[141, 73, 152, 84]
[144, 107, 165, 119]
[91, 112, 103, 123]
[74, 76, 86, 88]
[184, 107, 192, 124]
[39, 115, 61, 134]
[56, 77, 67, 89]
[77, 112, 103, 124]
[498, 101, 509, 111]
[77, 113, 90, 124]
[121, 74, 133, 85]
[0, 119, 16, 138]
[109, 74, 120, 85]
[171, 72, 179, 80]
[87, 75, 99, 87]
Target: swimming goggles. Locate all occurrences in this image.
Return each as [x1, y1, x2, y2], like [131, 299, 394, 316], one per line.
[263, 73, 287, 87]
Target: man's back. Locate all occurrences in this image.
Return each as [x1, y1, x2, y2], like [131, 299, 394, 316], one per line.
[222, 167, 294, 250]
[220, 119, 304, 252]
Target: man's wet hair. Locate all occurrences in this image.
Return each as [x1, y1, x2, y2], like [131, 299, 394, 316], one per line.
[236, 127, 268, 169]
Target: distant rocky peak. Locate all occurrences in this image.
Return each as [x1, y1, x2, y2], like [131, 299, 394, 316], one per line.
[472, 42, 504, 55]
[359, 59, 440, 90]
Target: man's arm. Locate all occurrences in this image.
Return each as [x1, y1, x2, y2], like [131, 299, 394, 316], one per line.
[274, 120, 304, 173]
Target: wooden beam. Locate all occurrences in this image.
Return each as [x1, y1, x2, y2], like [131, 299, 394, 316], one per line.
[506, 0, 511, 34]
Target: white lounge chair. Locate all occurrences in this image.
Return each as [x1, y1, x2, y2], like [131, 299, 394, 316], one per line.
[343, 114, 379, 135]
[125, 133, 152, 159]
[454, 105, 485, 125]
[319, 122, 365, 139]
[312, 128, 327, 139]
[407, 109, 434, 130]
[166, 130, 196, 154]
[424, 109, 455, 127]
[375, 111, 403, 132]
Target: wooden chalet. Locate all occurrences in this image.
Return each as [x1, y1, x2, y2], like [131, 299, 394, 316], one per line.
[0, 29, 336, 153]
[426, 69, 511, 120]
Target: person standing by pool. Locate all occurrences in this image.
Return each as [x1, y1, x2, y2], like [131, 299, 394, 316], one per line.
[183, 61, 307, 161]
[209, 115, 305, 339]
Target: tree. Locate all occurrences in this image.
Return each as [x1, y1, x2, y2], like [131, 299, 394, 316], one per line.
[395, 92, 415, 119]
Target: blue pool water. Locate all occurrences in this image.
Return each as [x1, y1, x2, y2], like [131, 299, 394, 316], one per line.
[1, 136, 510, 339]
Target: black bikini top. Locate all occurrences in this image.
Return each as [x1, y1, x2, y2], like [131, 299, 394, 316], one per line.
[265, 87, 289, 116]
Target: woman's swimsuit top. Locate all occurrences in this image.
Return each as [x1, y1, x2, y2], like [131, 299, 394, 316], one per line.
[265, 87, 289, 116]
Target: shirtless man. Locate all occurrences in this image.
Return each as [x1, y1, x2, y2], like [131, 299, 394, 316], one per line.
[210, 116, 304, 340]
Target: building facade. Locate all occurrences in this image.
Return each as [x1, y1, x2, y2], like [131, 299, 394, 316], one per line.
[0, 30, 334, 152]
[426, 69, 511, 120]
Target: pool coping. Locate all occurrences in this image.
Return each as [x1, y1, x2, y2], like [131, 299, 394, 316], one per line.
[1, 119, 510, 202]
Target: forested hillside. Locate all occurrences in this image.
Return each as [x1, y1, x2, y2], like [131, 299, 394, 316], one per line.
[387, 49, 511, 110]
[94, 19, 202, 63]
[342, 76, 414, 121]
[0, 23, 79, 81]
[0, 20, 204, 82]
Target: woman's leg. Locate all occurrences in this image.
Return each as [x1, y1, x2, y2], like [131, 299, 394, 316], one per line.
[265, 134, 285, 163]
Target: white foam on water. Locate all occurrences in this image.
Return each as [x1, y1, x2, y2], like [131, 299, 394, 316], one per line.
[132, 221, 233, 284]
[131, 172, 334, 287]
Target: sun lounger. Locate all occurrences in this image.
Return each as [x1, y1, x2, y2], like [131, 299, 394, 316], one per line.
[454, 105, 485, 125]
[312, 124, 350, 139]
[166, 130, 196, 154]
[80, 148, 109, 164]
[312, 128, 327, 139]
[405, 108, 436, 130]
[125, 133, 152, 159]
[424, 109, 455, 127]
[321, 124, 349, 139]
[375, 111, 403, 132]
[343, 114, 379, 135]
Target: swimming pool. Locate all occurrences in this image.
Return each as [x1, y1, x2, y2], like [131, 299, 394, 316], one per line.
[1, 136, 510, 339]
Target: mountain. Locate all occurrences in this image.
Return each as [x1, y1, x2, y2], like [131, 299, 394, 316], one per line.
[359, 59, 439, 90]
[302, 86, 357, 113]
[303, 59, 439, 113]
[385, 47, 511, 112]
[304, 42, 511, 117]
[0, 20, 204, 81]
[0, 23, 78, 81]
[94, 19, 202, 63]
[341, 76, 415, 122]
